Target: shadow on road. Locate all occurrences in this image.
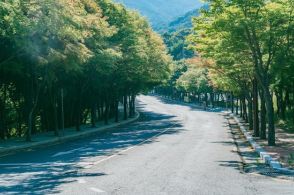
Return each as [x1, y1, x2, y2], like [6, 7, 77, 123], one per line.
[218, 160, 242, 172]
[0, 108, 184, 195]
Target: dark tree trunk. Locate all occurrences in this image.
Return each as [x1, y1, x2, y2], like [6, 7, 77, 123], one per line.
[281, 90, 287, 120]
[210, 93, 215, 108]
[204, 93, 208, 110]
[104, 101, 109, 125]
[246, 95, 253, 131]
[253, 79, 259, 137]
[260, 89, 267, 139]
[242, 97, 248, 122]
[128, 96, 132, 117]
[26, 78, 40, 142]
[53, 94, 59, 136]
[264, 88, 275, 146]
[115, 99, 119, 123]
[97, 101, 102, 121]
[240, 98, 243, 117]
[231, 92, 234, 113]
[130, 95, 136, 117]
[91, 103, 97, 127]
[123, 95, 128, 120]
[75, 93, 81, 132]
[235, 98, 239, 115]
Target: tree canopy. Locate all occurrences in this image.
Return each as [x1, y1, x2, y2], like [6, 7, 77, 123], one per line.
[0, 0, 172, 141]
[188, 0, 294, 145]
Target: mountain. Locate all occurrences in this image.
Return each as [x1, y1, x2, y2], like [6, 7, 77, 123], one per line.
[115, 0, 203, 30]
[161, 6, 207, 60]
[163, 8, 199, 33]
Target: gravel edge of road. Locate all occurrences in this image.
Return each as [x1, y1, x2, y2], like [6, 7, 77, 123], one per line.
[230, 113, 294, 176]
[0, 112, 140, 157]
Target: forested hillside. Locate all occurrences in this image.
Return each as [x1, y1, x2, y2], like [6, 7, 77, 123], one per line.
[165, 9, 198, 32]
[115, 0, 203, 30]
[0, 0, 172, 141]
[161, 7, 203, 60]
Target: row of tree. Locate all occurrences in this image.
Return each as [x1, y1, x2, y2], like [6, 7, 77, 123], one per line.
[0, 0, 172, 141]
[157, 0, 293, 146]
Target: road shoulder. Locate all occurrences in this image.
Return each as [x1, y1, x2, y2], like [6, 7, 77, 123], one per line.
[0, 112, 140, 157]
[225, 112, 294, 181]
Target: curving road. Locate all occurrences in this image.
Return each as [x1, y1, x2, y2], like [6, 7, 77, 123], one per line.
[0, 95, 293, 195]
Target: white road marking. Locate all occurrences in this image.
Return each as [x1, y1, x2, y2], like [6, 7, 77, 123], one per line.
[84, 123, 178, 169]
[51, 147, 85, 157]
[77, 178, 86, 184]
[1, 118, 178, 173]
[89, 187, 105, 193]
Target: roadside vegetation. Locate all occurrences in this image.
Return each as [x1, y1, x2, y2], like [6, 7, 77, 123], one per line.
[0, 0, 172, 141]
[157, 0, 294, 146]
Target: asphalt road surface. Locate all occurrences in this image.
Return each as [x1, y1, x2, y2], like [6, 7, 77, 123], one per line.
[0, 95, 293, 195]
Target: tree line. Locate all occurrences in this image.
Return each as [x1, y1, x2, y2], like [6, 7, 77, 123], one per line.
[0, 0, 172, 141]
[157, 0, 293, 146]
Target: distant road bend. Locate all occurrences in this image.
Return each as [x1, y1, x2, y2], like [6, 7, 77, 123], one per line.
[0, 95, 293, 195]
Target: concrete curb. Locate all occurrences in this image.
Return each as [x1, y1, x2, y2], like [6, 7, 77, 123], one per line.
[231, 113, 294, 175]
[0, 112, 140, 156]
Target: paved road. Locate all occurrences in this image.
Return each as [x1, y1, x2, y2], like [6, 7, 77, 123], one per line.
[0, 95, 293, 195]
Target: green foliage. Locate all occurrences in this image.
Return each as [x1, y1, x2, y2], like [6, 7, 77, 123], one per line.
[163, 29, 194, 60]
[0, 0, 171, 140]
[188, 0, 294, 145]
[176, 63, 212, 94]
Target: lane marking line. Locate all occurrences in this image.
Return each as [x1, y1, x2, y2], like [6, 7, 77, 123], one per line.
[0, 119, 179, 169]
[51, 147, 85, 157]
[84, 122, 178, 169]
[89, 187, 105, 193]
[77, 178, 87, 184]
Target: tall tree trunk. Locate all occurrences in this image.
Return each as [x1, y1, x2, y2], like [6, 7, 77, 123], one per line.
[235, 98, 239, 115]
[128, 96, 132, 117]
[210, 93, 215, 108]
[91, 103, 97, 127]
[26, 79, 40, 142]
[115, 99, 119, 123]
[204, 93, 208, 110]
[231, 92, 234, 113]
[97, 100, 102, 121]
[75, 93, 81, 132]
[53, 94, 59, 136]
[104, 100, 109, 125]
[240, 98, 243, 117]
[247, 97, 253, 131]
[264, 88, 275, 146]
[260, 89, 267, 139]
[242, 97, 248, 122]
[253, 79, 259, 137]
[123, 94, 128, 120]
[131, 94, 136, 117]
[281, 90, 287, 120]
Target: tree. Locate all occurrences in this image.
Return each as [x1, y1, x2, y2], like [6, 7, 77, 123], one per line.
[189, 0, 294, 146]
[0, 0, 172, 141]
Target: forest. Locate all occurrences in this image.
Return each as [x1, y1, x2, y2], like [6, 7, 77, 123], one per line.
[0, 0, 172, 141]
[0, 0, 293, 148]
[157, 0, 294, 146]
